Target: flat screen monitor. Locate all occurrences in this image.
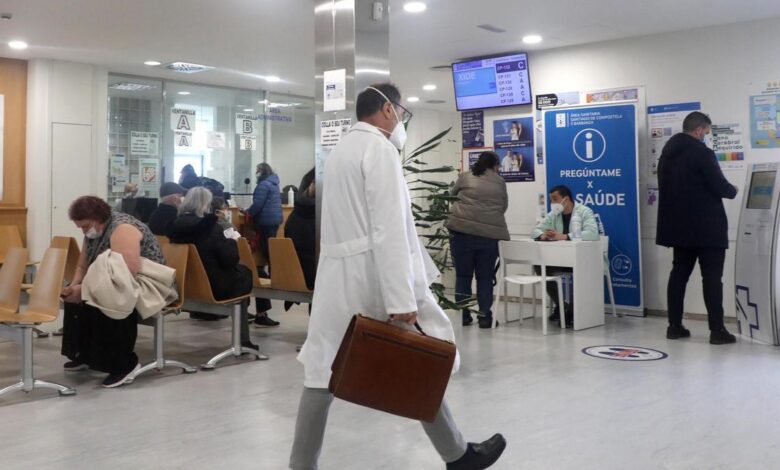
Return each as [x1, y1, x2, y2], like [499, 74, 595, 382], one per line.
[746, 171, 776, 210]
[452, 52, 531, 111]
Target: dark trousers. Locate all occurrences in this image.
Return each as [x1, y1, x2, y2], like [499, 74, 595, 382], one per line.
[450, 231, 498, 320]
[61, 302, 138, 374]
[533, 266, 573, 315]
[667, 246, 726, 331]
[255, 224, 278, 314]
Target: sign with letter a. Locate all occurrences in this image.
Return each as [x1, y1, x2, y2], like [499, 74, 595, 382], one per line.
[175, 130, 193, 148]
[171, 108, 197, 131]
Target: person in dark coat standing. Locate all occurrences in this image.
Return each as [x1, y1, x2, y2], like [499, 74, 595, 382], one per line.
[656, 111, 739, 344]
[285, 168, 316, 291]
[167, 187, 258, 350]
[247, 163, 283, 327]
[147, 182, 187, 236]
[179, 164, 202, 190]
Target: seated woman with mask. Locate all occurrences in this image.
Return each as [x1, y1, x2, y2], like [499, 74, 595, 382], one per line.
[60, 195, 164, 388]
[167, 187, 258, 350]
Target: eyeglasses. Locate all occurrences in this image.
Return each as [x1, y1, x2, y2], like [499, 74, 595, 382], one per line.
[392, 102, 413, 125]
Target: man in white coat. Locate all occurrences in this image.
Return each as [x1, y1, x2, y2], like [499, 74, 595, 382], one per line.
[289, 84, 506, 470]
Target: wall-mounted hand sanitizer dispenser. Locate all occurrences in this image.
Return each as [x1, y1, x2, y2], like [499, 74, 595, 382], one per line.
[735, 163, 780, 344]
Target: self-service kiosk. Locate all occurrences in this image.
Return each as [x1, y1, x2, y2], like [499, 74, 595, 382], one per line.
[735, 163, 780, 344]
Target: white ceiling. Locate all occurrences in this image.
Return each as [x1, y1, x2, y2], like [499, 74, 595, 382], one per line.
[2, 0, 780, 111]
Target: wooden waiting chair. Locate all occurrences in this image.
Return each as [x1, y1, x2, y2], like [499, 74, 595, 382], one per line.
[180, 243, 268, 369]
[155, 235, 170, 249]
[237, 238, 313, 304]
[125, 243, 198, 383]
[0, 225, 24, 265]
[0, 248, 76, 398]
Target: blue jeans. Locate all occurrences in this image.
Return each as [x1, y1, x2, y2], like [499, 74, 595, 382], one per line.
[450, 231, 499, 321]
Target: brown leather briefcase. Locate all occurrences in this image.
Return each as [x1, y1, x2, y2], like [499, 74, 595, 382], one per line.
[328, 314, 457, 422]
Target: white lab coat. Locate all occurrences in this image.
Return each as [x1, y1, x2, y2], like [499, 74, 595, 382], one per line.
[298, 122, 459, 389]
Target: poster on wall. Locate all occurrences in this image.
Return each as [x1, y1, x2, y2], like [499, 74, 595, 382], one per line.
[535, 91, 580, 110]
[235, 113, 257, 135]
[461, 110, 485, 148]
[711, 123, 745, 162]
[130, 131, 159, 156]
[544, 104, 642, 310]
[493, 117, 535, 182]
[110, 154, 128, 193]
[207, 131, 226, 149]
[320, 118, 352, 149]
[647, 102, 701, 175]
[0, 94, 4, 200]
[323, 68, 347, 112]
[586, 87, 638, 104]
[139, 159, 160, 193]
[749, 81, 780, 149]
[171, 108, 196, 131]
[239, 134, 257, 150]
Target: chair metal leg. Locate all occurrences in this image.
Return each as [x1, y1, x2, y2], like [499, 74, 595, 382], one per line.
[532, 283, 537, 320]
[33, 327, 50, 338]
[606, 270, 618, 318]
[542, 282, 548, 336]
[202, 303, 268, 370]
[125, 315, 197, 383]
[556, 279, 565, 330]
[0, 327, 75, 399]
[519, 285, 524, 324]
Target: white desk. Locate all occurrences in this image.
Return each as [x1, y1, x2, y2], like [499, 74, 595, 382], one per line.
[507, 237, 605, 331]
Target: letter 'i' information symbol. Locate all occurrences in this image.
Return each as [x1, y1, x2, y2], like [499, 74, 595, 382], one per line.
[573, 128, 606, 163]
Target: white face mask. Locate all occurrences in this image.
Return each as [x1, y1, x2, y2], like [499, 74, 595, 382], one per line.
[85, 225, 101, 239]
[366, 86, 407, 150]
[550, 203, 564, 215]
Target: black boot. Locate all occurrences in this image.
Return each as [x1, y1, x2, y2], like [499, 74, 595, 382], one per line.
[447, 433, 506, 470]
[710, 327, 736, 345]
[666, 324, 691, 339]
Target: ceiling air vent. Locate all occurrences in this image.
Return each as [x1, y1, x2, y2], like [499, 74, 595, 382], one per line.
[426, 100, 446, 104]
[477, 24, 506, 33]
[109, 82, 156, 91]
[165, 62, 215, 74]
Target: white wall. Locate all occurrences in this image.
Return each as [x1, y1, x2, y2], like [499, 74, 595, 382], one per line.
[443, 17, 780, 317]
[26, 59, 108, 259]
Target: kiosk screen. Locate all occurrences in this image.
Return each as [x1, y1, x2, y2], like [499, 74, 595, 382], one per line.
[746, 171, 777, 210]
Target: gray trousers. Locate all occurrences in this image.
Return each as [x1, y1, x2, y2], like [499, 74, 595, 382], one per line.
[289, 387, 467, 470]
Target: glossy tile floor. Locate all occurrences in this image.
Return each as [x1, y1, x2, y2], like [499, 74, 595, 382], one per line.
[0, 303, 778, 470]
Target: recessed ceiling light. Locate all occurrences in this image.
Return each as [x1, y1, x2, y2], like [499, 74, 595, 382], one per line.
[407, 96, 420, 103]
[144, 60, 161, 66]
[265, 76, 281, 83]
[165, 61, 215, 74]
[258, 99, 269, 104]
[8, 40, 27, 50]
[403, 2, 427, 13]
[422, 84, 437, 91]
[109, 82, 156, 91]
[522, 34, 543, 44]
[243, 108, 254, 112]
[178, 91, 191, 95]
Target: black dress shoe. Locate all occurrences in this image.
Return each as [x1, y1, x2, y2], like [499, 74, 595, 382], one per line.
[666, 325, 691, 339]
[463, 316, 474, 327]
[241, 341, 259, 352]
[478, 318, 494, 329]
[447, 433, 506, 470]
[710, 328, 736, 345]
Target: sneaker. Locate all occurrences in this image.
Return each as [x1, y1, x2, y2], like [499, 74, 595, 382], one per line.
[667, 325, 691, 339]
[253, 314, 280, 327]
[447, 433, 506, 470]
[710, 328, 737, 345]
[101, 364, 140, 388]
[63, 360, 88, 372]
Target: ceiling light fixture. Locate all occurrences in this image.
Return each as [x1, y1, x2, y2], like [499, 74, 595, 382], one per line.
[522, 34, 543, 44]
[8, 40, 28, 50]
[144, 60, 161, 66]
[422, 84, 437, 91]
[177, 91, 191, 95]
[403, 2, 427, 13]
[109, 82, 156, 91]
[407, 96, 420, 103]
[258, 99, 269, 104]
[165, 61, 215, 74]
[264, 76, 281, 83]
[243, 108, 255, 112]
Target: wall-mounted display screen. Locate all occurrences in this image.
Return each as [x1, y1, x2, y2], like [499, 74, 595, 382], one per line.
[452, 52, 531, 111]
[746, 170, 776, 209]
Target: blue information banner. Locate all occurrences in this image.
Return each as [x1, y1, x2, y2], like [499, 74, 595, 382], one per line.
[544, 104, 642, 308]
